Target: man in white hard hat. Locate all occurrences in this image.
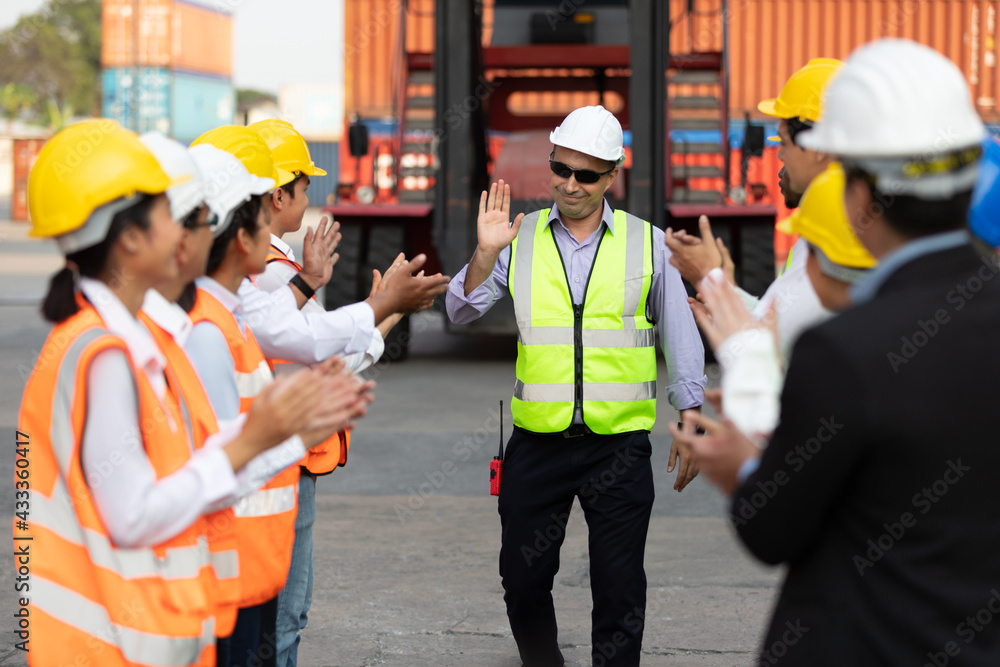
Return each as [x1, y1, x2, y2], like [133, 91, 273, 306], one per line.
[446, 105, 707, 666]
[671, 39, 1000, 664]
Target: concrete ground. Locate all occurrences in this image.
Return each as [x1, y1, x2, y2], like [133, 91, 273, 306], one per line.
[0, 214, 783, 666]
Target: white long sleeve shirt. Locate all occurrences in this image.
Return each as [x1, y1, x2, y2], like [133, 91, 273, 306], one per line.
[734, 238, 832, 363]
[184, 276, 308, 482]
[250, 234, 384, 373]
[143, 288, 306, 509]
[80, 279, 239, 548]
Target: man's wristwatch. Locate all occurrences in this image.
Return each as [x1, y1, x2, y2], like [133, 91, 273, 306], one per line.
[290, 273, 316, 300]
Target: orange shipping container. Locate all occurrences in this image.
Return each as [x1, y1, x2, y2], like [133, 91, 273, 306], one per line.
[344, 0, 435, 119]
[101, 0, 232, 78]
[669, 0, 1000, 122]
[12, 139, 46, 222]
[345, 0, 1000, 122]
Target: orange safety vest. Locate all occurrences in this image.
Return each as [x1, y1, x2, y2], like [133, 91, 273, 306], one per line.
[139, 310, 241, 638]
[18, 301, 216, 666]
[264, 243, 351, 475]
[188, 287, 299, 607]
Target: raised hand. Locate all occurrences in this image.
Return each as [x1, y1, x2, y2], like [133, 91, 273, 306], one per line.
[477, 180, 525, 254]
[300, 217, 342, 290]
[664, 215, 726, 289]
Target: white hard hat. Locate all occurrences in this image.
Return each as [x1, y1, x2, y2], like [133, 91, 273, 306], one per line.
[139, 131, 205, 222]
[799, 39, 986, 198]
[550, 105, 626, 166]
[188, 144, 274, 237]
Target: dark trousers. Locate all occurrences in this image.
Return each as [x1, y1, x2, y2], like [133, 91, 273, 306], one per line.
[498, 426, 655, 667]
[217, 596, 279, 667]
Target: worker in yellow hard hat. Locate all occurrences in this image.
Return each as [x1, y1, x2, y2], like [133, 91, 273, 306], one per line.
[665, 57, 845, 360]
[17, 119, 343, 666]
[248, 118, 414, 667]
[759, 57, 843, 208]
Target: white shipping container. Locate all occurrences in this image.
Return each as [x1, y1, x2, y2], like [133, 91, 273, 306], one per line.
[279, 84, 345, 142]
[0, 138, 13, 221]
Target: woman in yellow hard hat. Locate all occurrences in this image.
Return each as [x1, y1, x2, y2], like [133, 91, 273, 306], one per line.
[17, 119, 338, 667]
[675, 162, 875, 466]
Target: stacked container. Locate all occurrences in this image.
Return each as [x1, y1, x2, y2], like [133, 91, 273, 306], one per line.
[101, 0, 236, 143]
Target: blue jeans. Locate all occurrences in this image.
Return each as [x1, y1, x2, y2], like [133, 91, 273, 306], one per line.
[275, 472, 316, 667]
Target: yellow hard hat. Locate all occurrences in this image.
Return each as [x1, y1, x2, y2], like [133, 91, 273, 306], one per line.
[758, 58, 843, 123]
[28, 119, 179, 240]
[191, 125, 295, 187]
[788, 163, 875, 269]
[249, 119, 327, 178]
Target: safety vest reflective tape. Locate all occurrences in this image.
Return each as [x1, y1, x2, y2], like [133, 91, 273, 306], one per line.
[232, 484, 298, 518]
[140, 308, 242, 637]
[235, 360, 273, 399]
[508, 208, 657, 434]
[32, 576, 216, 667]
[188, 287, 299, 607]
[18, 302, 217, 666]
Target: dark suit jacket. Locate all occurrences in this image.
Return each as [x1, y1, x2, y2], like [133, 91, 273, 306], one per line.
[733, 243, 1000, 666]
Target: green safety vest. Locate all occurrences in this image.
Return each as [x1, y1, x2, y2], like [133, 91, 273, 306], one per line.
[508, 208, 657, 435]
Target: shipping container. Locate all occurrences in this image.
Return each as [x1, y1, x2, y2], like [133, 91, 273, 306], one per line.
[12, 139, 45, 222]
[304, 141, 340, 207]
[0, 138, 13, 221]
[103, 67, 235, 142]
[344, 0, 1000, 122]
[669, 0, 1000, 122]
[279, 84, 345, 142]
[102, 67, 173, 135]
[171, 70, 236, 142]
[102, 0, 233, 78]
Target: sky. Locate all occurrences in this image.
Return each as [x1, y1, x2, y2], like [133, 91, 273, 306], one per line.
[0, 0, 343, 94]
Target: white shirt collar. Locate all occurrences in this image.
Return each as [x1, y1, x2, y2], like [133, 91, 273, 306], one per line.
[141, 289, 195, 346]
[80, 277, 168, 400]
[269, 233, 295, 263]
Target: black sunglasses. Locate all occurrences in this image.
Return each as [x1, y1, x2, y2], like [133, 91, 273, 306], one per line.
[548, 155, 615, 184]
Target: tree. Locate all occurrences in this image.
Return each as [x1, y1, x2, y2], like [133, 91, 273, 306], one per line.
[0, 0, 101, 127]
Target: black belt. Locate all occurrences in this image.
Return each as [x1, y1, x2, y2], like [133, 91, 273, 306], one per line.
[562, 423, 592, 439]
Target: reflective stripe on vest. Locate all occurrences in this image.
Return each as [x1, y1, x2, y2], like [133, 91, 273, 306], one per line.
[140, 309, 242, 637]
[236, 360, 273, 399]
[32, 577, 215, 667]
[233, 484, 298, 517]
[508, 208, 657, 434]
[188, 287, 299, 607]
[19, 304, 216, 666]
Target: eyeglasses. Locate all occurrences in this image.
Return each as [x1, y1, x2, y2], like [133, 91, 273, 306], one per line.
[548, 156, 615, 184]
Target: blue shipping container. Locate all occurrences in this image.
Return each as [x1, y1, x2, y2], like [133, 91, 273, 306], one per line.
[304, 141, 339, 208]
[171, 71, 236, 143]
[102, 68, 172, 135]
[102, 67, 235, 143]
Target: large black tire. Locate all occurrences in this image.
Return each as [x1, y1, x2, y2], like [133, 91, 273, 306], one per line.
[364, 224, 411, 362]
[737, 222, 776, 297]
[324, 222, 365, 310]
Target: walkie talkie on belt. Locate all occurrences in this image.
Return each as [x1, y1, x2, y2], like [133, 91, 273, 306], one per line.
[490, 400, 504, 496]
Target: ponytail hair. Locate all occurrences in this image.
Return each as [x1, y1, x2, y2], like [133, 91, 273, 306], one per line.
[41, 195, 157, 323]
